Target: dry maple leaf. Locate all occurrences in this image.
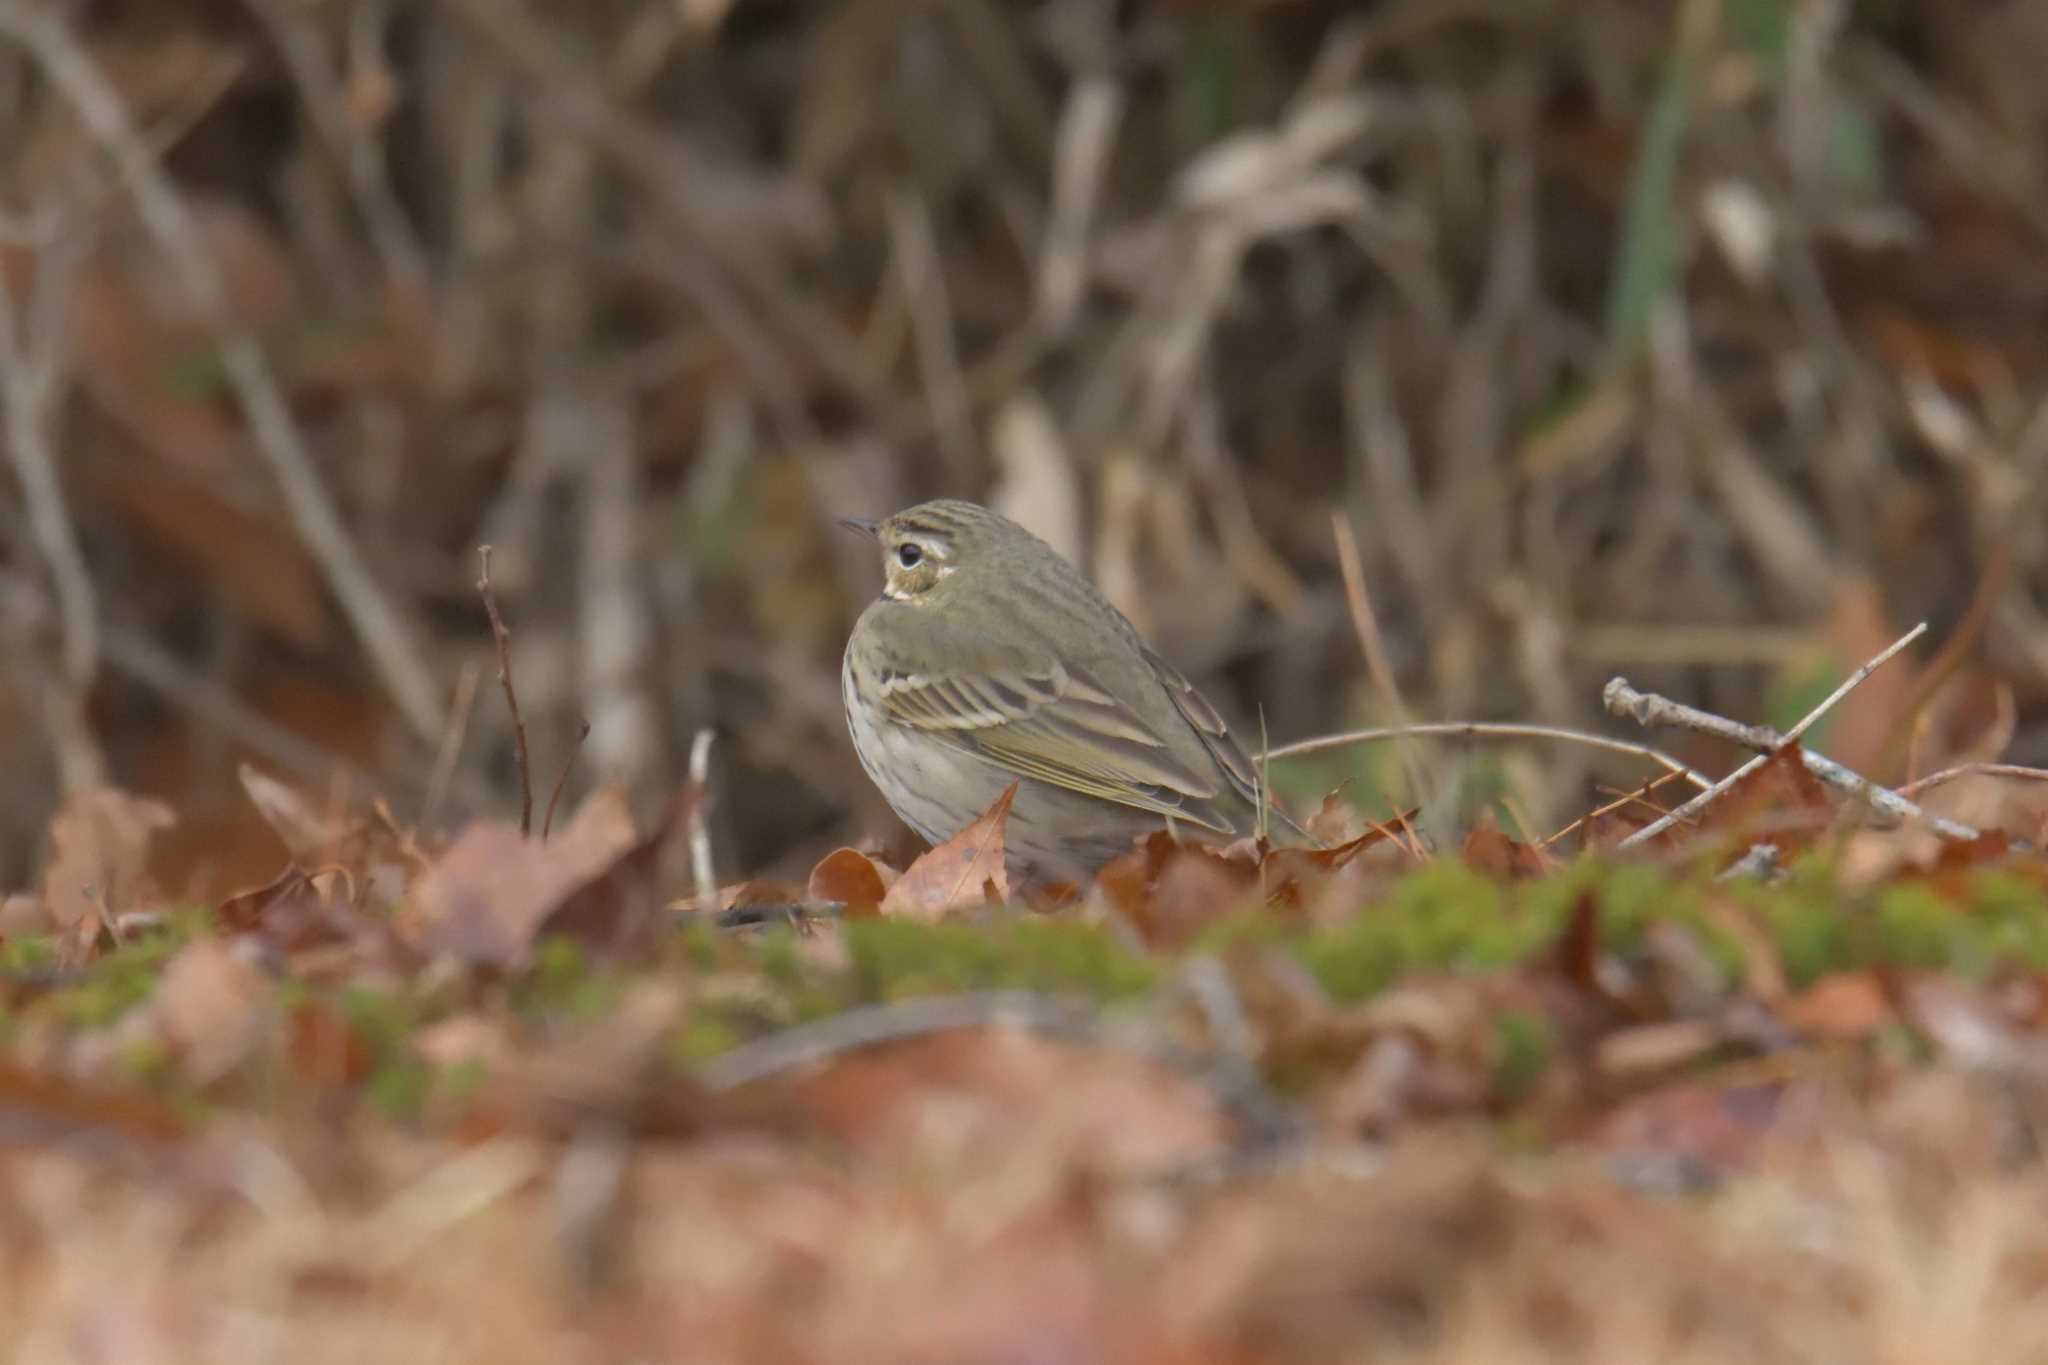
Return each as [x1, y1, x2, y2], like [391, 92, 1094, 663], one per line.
[39, 786, 176, 942]
[881, 783, 1016, 920]
[404, 787, 639, 969]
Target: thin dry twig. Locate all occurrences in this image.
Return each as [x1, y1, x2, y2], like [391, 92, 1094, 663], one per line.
[685, 728, 717, 912]
[888, 189, 977, 483]
[422, 659, 483, 833]
[435, 0, 887, 413]
[1899, 763, 2048, 798]
[0, 221, 95, 694]
[1269, 721, 1713, 790]
[0, 213, 106, 793]
[1038, 76, 1120, 333]
[1605, 674, 1976, 838]
[1331, 511, 1430, 802]
[476, 545, 533, 838]
[1541, 769, 1693, 849]
[245, 0, 428, 288]
[1604, 623, 1985, 847]
[542, 721, 591, 841]
[0, 5, 446, 742]
[1788, 622, 1931, 743]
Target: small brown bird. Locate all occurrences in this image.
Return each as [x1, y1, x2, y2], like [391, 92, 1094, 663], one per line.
[841, 499, 1302, 881]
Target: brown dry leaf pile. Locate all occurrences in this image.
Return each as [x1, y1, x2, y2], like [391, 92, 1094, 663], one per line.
[0, 749, 2040, 1360]
[9, 0, 2048, 1359]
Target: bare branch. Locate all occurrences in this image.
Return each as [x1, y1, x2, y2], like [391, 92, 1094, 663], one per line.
[1604, 624, 1984, 847]
[0, 5, 446, 742]
[686, 729, 718, 913]
[1898, 763, 2048, 798]
[422, 660, 483, 833]
[244, 0, 428, 288]
[476, 546, 533, 837]
[1269, 721, 1713, 790]
[0, 220, 106, 793]
[542, 721, 590, 842]
[1783, 621, 1928, 743]
[1331, 511, 1430, 804]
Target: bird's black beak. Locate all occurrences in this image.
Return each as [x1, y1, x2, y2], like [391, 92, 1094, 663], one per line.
[837, 516, 881, 540]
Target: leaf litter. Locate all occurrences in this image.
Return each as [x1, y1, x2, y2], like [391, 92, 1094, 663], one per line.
[11, 1, 2048, 1354]
[0, 727, 2044, 1360]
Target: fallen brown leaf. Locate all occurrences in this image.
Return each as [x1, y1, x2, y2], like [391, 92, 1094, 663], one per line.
[0, 1057, 188, 1149]
[405, 787, 639, 969]
[1462, 820, 1548, 877]
[1091, 830, 1259, 948]
[152, 937, 271, 1085]
[1697, 743, 1837, 854]
[806, 847, 892, 918]
[1780, 972, 1894, 1043]
[880, 783, 1015, 920]
[793, 1026, 1230, 1171]
[238, 764, 358, 862]
[38, 787, 176, 947]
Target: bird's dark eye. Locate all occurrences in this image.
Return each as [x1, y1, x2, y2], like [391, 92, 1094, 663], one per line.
[896, 543, 923, 569]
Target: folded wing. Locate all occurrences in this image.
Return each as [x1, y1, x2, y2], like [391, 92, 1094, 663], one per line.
[874, 639, 1244, 835]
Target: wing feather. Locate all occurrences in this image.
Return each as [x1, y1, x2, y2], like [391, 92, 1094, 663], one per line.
[874, 640, 1236, 831]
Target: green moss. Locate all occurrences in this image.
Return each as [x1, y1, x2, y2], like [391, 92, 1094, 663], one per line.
[1295, 856, 1774, 1003]
[438, 1057, 492, 1107]
[1875, 884, 1969, 973]
[1293, 919, 1404, 1003]
[754, 930, 808, 990]
[368, 1058, 431, 1121]
[1492, 1010, 1552, 1102]
[845, 918, 1155, 1002]
[1592, 861, 1687, 940]
[1763, 895, 1852, 987]
[47, 930, 186, 1028]
[0, 934, 58, 974]
[675, 918, 725, 971]
[1295, 860, 1585, 1002]
[117, 1037, 175, 1087]
[524, 937, 621, 1020]
[1967, 870, 2048, 919]
[340, 983, 417, 1056]
[671, 1009, 746, 1065]
[1964, 872, 2048, 970]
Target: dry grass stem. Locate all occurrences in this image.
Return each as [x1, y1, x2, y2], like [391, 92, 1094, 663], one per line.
[1270, 722, 1713, 791]
[0, 4, 446, 742]
[686, 727, 718, 912]
[422, 659, 483, 833]
[1606, 624, 1988, 849]
[476, 545, 533, 838]
[1898, 763, 2048, 797]
[1331, 512, 1431, 803]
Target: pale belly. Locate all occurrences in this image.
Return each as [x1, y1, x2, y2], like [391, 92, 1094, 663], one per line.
[841, 647, 1160, 882]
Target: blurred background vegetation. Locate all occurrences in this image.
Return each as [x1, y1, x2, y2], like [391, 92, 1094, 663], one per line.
[1, 0, 2044, 894]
